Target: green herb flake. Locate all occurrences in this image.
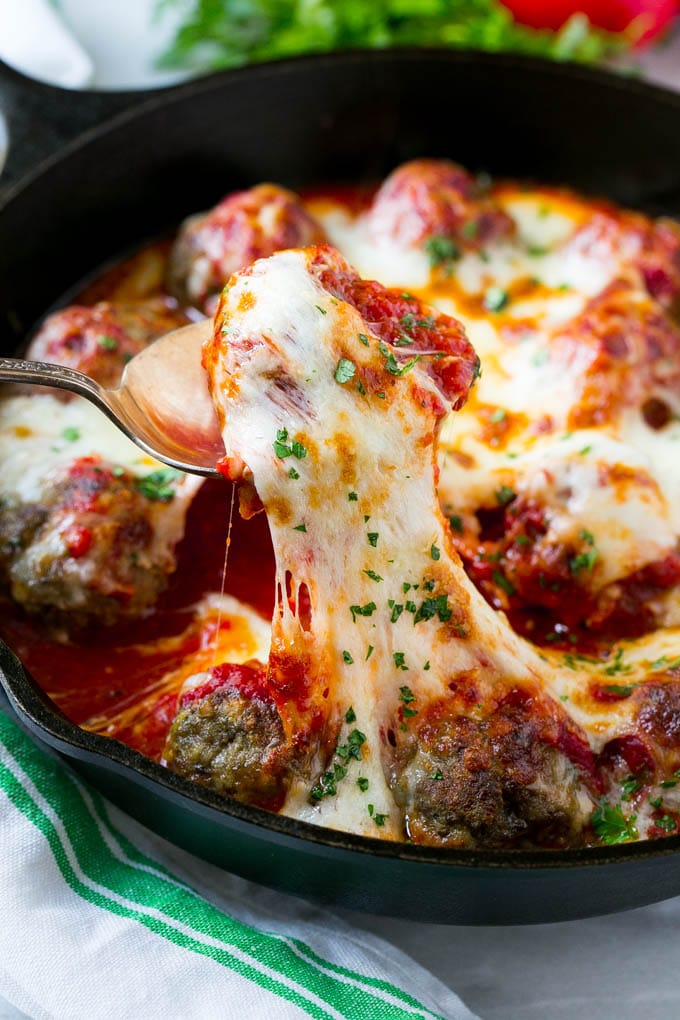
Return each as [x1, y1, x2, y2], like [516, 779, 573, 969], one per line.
[483, 286, 509, 313]
[61, 427, 80, 442]
[135, 468, 181, 503]
[364, 569, 383, 583]
[334, 358, 356, 384]
[430, 544, 441, 561]
[96, 334, 118, 351]
[367, 532, 379, 547]
[342, 651, 354, 666]
[288, 467, 300, 479]
[449, 514, 464, 534]
[492, 570, 516, 596]
[591, 801, 638, 845]
[315, 304, 327, 315]
[357, 777, 369, 792]
[348, 491, 358, 501]
[358, 333, 370, 346]
[393, 652, 408, 671]
[345, 706, 356, 723]
[293, 523, 307, 532]
[495, 484, 516, 507]
[621, 775, 641, 801]
[431, 769, 444, 780]
[425, 234, 461, 270]
[366, 644, 374, 660]
[349, 602, 377, 622]
[489, 408, 507, 424]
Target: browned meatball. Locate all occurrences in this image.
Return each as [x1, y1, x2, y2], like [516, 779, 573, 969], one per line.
[1, 455, 187, 627]
[167, 183, 326, 313]
[391, 692, 591, 849]
[368, 159, 515, 254]
[26, 298, 190, 389]
[163, 662, 291, 810]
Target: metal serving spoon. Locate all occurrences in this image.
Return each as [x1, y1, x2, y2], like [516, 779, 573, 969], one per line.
[0, 321, 224, 477]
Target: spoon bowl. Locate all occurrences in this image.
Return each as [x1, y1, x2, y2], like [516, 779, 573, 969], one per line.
[0, 321, 224, 476]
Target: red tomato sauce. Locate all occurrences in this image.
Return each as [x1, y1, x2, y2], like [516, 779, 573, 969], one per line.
[0, 480, 276, 728]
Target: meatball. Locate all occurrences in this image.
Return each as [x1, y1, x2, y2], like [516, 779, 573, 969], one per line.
[166, 183, 326, 313]
[163, 662, 291, 809]
[392, 693, 591, 849]
[1, 455, 187, 627]
[367, 158, 515, 252]
[26, 298, 189, 389]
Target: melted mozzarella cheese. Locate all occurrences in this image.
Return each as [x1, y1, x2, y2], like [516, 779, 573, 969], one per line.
[0, 393, 199, 501]
[208, 248, 595, 838]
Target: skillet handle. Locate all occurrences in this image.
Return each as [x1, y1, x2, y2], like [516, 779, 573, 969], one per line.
[0, 59, 146, 200]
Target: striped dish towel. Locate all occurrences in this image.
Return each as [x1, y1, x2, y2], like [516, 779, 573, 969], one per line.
[0, 712, 477, 1020]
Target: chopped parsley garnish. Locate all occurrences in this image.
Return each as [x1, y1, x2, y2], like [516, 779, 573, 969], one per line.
[342, 652, 354, 665]
[349, 602, 377, 622]
[345, 706, 356, 722]
[293, 523, 307, 532]
[489, 408, 507, 424]
[61, 427, 80, 442]
[621, 775, 641, 800]
[591, 801, 638, 845]
[569, 539, 598, 574]
[650, 796, 663, 809]
[431, 769, 444, 780]
[495, 484, 516, 506]
[367, 804, 388, 826]
[579, 445, 592, 456]
[336, 729, 367, 763]
[358, 333, 370, 346]
[603, 648, 631, 677]
[348, 491, 358, 501]
[393, 652, 408, 671]
[413, 593, 452, 624]
[492, 570, 516, 596]
[288, 467, 300, 479]
[424, 660, 431, 671]
[483, 286, 509, 313]
[390, 602, 404, 622]
[399, 684, 416, 703]
[96, 334, 118, 350]
[357, 777, 369, 792]
[526, 243, 548, 257]
[367, 532, 379, 547]
[315, 304, 327, 315]
[604, 684, 634, 697]
[461, 220, 478, 240]
[449, 514, 464, 534]
[379, 342, 420, 377]
[310, 727, 366, 802]
[364, 569, 383, 583]
[334, 358, 356, 384]
[366, 644, 374, 660]
[273, 428, 307, 460]
[135, 468, 181, 503]
[430, 544, 441, 561]
[656, 815, 678, 833]
[424, 234, 461, 271]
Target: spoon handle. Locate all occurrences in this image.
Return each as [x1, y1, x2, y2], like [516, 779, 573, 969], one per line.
[0, 357, 107, 404]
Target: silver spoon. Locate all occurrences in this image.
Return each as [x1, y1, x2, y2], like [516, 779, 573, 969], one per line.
[0, 321, 224, 477]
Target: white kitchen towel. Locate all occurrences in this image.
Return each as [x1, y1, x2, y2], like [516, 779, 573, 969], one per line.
[0, 712, 478, 1020]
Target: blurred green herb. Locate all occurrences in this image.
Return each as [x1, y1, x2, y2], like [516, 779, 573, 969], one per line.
[155, 1, 622, 74]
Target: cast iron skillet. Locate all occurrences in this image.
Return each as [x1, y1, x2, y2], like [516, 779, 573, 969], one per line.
[2, 49, 680, 925]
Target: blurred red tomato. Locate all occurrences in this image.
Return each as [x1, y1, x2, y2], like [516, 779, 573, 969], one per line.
[501, 0, 677, 44]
